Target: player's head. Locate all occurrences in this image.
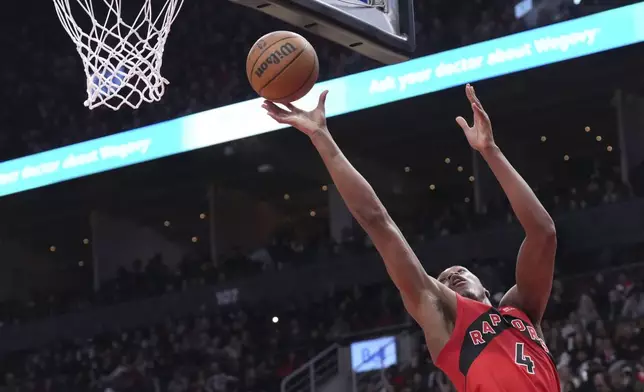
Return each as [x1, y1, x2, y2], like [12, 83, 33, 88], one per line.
[437, 265, 490, 304]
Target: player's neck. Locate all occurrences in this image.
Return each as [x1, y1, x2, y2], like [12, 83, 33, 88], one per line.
[465, 292, 491, 306]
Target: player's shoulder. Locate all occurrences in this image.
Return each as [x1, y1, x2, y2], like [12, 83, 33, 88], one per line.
[454, 294, 538, 333]
[498, 305, 522, 316]
[456, 294, 523, 319]
[498, 305, 535, 326]
[498, 304, 553, 355]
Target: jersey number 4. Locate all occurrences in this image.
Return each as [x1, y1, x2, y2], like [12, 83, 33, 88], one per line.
[514, 343, 535, 374]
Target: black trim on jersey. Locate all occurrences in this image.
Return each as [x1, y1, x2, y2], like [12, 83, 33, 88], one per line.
[458, 309, 554, 376]
[459, 308, 509, 376]
[503, 314, 556, 364]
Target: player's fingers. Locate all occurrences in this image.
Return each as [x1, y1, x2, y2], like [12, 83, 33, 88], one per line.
[318, 90, 329, 110]
[284, 103, 300, 113]
[470, 85, 484, 107]
[465, 84, 475, 103]
[472, 102, 489, 122]
[262, 101, 288, 116]
[262, 100, 281, 110]
[266, 111, 292, 125]
[266, 112, 281, 123]
[455, 116, 470, 131]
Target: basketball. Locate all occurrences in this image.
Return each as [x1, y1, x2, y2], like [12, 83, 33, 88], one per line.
[246, 31, 319, 104]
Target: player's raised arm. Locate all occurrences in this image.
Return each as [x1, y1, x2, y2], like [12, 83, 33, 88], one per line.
[262, 92, 455, 356]
[456, 84, 557, 324]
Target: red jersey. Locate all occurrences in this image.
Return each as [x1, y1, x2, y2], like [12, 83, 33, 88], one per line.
[435, 294, 560, 392]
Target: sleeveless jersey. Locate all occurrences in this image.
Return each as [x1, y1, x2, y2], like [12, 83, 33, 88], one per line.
[435, 294, 560, 392]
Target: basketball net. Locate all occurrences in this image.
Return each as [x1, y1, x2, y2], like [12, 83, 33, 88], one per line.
[335, 0, 386, 8]
[52, 0, 184, 110]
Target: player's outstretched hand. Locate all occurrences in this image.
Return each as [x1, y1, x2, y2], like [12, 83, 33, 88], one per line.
[262, 90, 329, 137]
[456, 84, 497, 152]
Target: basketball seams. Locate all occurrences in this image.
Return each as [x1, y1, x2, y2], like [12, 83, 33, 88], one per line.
[271, 51, 318, 102]
[247, 30, 318, 103]
[257, 44, 308, 94]
[247, 35, 297, 83]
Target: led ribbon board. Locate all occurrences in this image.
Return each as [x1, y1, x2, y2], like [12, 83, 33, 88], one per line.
[1, 2, 643, 197]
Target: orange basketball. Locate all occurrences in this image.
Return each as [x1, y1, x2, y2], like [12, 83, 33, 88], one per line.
[246, 31, 319, 104]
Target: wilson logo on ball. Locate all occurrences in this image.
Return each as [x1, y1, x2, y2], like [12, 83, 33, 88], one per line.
[255, 42, 298, 78]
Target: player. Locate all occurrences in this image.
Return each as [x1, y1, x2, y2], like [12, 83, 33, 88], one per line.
[262, 84, 559, 391]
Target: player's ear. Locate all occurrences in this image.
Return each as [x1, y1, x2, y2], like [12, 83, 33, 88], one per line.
[485, 289, 490, 299]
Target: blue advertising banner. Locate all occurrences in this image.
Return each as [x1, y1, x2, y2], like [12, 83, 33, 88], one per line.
[1, 2, 643, 197]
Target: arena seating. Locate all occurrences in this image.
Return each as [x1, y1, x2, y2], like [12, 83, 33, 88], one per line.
[1, 1, 644, 392]
[0, 244, 642, 392]
[0, 152, 630, 325]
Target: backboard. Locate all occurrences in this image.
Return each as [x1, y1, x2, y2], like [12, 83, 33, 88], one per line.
[228, 0, 415, 64]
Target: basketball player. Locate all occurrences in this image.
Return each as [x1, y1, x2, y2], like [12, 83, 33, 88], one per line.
[262, 84, 559, 391]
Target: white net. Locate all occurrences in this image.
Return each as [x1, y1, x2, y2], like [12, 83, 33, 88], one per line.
[52, 0, 185, 110]
[336, 0, 386, 8]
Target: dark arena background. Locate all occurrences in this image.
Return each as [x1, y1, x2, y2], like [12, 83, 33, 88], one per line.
[0, 0, 644, 391]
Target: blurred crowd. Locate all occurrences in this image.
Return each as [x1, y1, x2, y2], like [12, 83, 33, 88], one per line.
[390, 263, 644, 392]
[405, 155, 630, 246]
[0, 279, 407, 392]
[1, 244, 643, 392]
[0, 0, 635, 324]
[0, 148, 632, 325]
[1, 1, 643, 391]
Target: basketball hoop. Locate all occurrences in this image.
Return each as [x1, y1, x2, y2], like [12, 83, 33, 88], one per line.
[52, 0, 185, 110]
[336, 0, 386, 9]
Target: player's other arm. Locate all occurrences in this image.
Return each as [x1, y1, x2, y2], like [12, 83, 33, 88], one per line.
[482, 145, 556, 324]
[262, 92, 455, 357]
[456, 85, 556, 324]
